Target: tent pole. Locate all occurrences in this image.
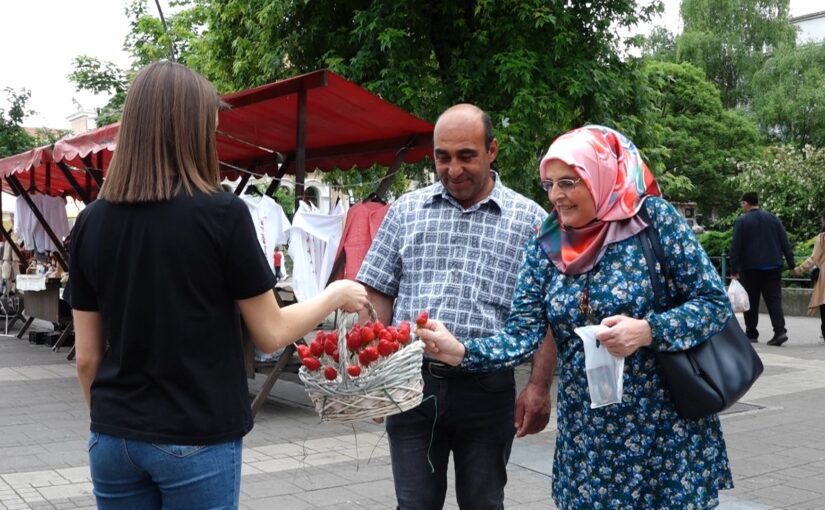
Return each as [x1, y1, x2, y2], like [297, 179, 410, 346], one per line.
[82, 155, 104, 189]
[56, 162, 91, 204]
[294, 86, 307, 212]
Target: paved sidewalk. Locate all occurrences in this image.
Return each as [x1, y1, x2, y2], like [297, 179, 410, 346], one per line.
[0, 312, 824, 509]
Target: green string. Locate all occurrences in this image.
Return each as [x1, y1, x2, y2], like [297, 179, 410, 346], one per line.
[419, 394, 438, 474]
[381, 390, 438, 473]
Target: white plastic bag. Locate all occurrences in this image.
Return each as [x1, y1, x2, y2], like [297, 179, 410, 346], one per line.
[574, 325, 625, 409]
[727, 279, 750, 313]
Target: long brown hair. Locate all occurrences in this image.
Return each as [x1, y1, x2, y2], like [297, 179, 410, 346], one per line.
[98, 61, 221, 202]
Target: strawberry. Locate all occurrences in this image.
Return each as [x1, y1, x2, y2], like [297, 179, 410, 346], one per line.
[415, 311, 429, 327]
[332, 349, 340, 363]
[347, 365, 362, 377]
[296, 344, 311, 359]
[397, 330, 411, 344]
[309, 340, 324, 357]
[324, 366, 337, 381]
[363, 346, 379, 362]
[302, 356, 321, 371]
[346, 331, 362, 351]
[324, 339, 337, 356]
[377, 339, 394, 357]
[398, 321, 410, 333]
[361, 327, 375, 343]
[391, 341, 401, 352]
[358, 350, 372, 366]
[386, 326, 398, 340]
[379, 330, 393, 342]
[315, 330, 326, 342]
[325, 331, 338, 344]
[373, 321, 385, 336]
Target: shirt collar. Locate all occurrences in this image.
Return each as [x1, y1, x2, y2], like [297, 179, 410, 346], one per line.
[424, 171, 504, 212]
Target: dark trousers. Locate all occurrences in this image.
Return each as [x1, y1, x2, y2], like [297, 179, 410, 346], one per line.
[741, 268, 786, 338]
[820, 305, 825, 338]
[386, 367, 516, 510]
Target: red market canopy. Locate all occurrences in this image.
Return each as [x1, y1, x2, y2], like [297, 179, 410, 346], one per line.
[0, 69, 434, 200]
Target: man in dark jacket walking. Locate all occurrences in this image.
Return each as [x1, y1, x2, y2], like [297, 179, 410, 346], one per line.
[730, 192, 795, 345]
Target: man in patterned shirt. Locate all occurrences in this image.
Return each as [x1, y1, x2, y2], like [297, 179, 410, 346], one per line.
[357, 104, 557, 509]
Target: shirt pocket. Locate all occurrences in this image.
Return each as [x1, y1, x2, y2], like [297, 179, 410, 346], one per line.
[474, 250, 518, 309]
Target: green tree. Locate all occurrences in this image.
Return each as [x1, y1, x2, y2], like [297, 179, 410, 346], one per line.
[676, 0, 795, 108]
[68, 56, 129, 126]
[0, 88, 36, 158]
[68, 0, 205, 125]
[751, 43, 825, 148]
[636, 61, 760, 217]
[187, 0, 664, 204]
[634, 26, 677, 61]
[733, 145, 825, 241]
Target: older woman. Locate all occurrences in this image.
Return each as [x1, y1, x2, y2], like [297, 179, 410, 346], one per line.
[419, 125, 733, 509]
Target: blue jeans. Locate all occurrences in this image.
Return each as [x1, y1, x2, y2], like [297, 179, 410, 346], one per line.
[386, 367, 516, 509]
[88, 432, 242, 510]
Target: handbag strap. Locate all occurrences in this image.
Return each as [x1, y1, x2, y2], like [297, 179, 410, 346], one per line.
[636, 205, 672, 313]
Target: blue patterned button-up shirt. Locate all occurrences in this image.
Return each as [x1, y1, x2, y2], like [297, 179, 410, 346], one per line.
[356, 173, 547, 342]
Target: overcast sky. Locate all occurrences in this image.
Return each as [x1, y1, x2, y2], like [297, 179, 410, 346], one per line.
[0, 0, 822, 130]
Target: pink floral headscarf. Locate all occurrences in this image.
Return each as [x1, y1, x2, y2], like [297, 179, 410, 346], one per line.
[537, 125, 661, 275]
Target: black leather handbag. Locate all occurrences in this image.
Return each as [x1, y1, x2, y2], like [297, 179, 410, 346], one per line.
[636, 208, 763, 420]
[811, 266, 820, 284]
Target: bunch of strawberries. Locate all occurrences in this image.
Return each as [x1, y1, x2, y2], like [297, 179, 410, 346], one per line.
[297, 311, 429, 382]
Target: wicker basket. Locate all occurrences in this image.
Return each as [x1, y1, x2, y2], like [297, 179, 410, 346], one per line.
[298, 310, 424, 423]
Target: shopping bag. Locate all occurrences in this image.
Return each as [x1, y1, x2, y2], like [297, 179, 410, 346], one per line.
[727, 279, 750, 313]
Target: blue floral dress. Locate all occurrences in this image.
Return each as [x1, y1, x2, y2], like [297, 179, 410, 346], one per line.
[461, 197, 733, 509]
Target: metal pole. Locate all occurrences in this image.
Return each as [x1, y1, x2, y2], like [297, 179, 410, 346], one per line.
[294, 86, 307, 212]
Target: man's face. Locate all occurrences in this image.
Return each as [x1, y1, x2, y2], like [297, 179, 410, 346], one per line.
[433, 112, 497, 208]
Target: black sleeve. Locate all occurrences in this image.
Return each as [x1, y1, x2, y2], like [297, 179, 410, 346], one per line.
[729, 218, 742, 274]
[68, 213, 98, 311]
[223, 198, 277, 300]
[777, 217, 795, 270]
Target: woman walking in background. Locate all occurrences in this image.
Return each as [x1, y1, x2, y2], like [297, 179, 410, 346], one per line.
[793, 210, 825, 340]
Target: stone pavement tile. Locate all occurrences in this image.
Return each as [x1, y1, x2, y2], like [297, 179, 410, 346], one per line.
[240, 476, 302, 498]
[718, 493, 773, 509]
[291, 482, 383, 507]
[504, 475, 552, 505]
[26, 503, 56, 510]
[245, 456, 304, 473]
[241, 493, 317, 510]
[787, 499, 825, 510]
[323, 458, 393, 485]
[277, 465, 352, 492]
[745, 483, 823, 508]
[35, 450, 88, 468]
[35, 482, 94, 503]
[785, 474, 825, 496]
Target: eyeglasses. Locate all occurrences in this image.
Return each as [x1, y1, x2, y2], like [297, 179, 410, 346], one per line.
[540, 178, 581, 193]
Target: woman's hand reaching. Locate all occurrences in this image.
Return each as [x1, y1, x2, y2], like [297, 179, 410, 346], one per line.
[325, 280, 370, 313]
[415, 319, 466, 366]
[596, 315, 652, 358]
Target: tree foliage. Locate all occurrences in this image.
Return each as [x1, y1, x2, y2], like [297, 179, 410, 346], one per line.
[185, 0, 663, 204]
[751, 43, 825, 148]
[68, 56, 129, 126]
[676, 0, 795, 108]
[0, 88, 36, 158]
[635, 61, 760, 216]
[68, 0, 205, 125]
[732, 145, 825, 242]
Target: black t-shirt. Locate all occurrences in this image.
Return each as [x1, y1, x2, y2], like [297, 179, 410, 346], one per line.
[70, 191, 275, 445]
